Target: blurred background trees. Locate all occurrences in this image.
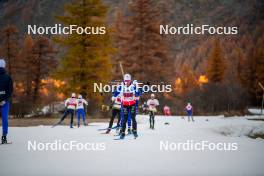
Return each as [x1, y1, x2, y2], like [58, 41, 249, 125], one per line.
[0, 0, 263, 117]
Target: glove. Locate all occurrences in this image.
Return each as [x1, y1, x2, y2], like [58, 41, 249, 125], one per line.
[0, 101, 6, 106]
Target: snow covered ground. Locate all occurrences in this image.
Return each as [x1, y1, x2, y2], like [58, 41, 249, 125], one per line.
[1, 115, 264, 176]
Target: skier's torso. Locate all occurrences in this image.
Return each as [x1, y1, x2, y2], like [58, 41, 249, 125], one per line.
[0, 68, 13, 102]
[117, 83, 137, 106]
[147, 99, 159, 112]
[186, 105, 193, 111]
[65, 98, 77, 110]
[76, 99, 88, 109]
[112, 95, 121, 109]
[163, 106, 171, 115]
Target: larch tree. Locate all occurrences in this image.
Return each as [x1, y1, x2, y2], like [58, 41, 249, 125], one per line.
[112, 7, 129, 80]
[252, 36, 264, 102]
[121, 0, 174, 84]
[206, 40, 226, 83]
[32, 36, 56, 103]
[19, 35, 35, 100]
[0, 25, 19, 77]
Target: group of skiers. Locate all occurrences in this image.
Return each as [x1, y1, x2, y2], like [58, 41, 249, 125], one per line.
[108, 73, 140, 139]
[0, 56, 195, 143]
[103, 73, 194, 139]
[53, 93, 88, 128]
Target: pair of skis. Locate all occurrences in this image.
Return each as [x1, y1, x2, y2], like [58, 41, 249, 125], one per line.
[99, 126, 138, 140]
[114, 133, 138, 140]
[97, 125, 119, 131]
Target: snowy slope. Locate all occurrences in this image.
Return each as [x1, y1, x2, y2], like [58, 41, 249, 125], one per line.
[1, 115, 264, 176]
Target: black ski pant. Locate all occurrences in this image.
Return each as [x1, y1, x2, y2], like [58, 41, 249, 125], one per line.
[59, 109, 75, 126]
[121, 105, 137, 134]
[149, 111, 155, 128]
[108, 108, 121, 129]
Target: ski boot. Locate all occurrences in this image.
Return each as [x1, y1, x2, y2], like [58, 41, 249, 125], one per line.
[84, 123, 87, 126]
[78, 123, 80, 128]
[1, 136, 7, 144]
[120, 132, 125, 139]
[132, 130, 138, 139]
[127, 128, 132, 135]
[70, 124, 74, 128]
[116, 126, 120, 134]
[105, 128, 111, 134]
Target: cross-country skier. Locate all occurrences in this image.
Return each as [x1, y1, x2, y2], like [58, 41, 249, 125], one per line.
[147, 94, 159, 129]
[76, 94, 88, 127]
[115, 73, 139, 139]
[117, 79, 141, 136]
[185, 102, 194, 122]
[0, 59, 13, 144]
[54, 93, 77, 128]
[163, 105, 171, 116]
[106, 93, 121, 134]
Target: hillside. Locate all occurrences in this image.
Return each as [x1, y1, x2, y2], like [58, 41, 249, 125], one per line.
[0, 0, 263, 73]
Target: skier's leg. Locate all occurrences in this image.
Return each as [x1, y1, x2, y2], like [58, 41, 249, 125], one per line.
[151, 114, 154, 129]
[127, 109, 132, 133]
[187, 111, 190, 122]
[116, 109, 121, 127]
[70, 110, 74, 128]
[120, 106, 128, 138]
[81, 109, 87, 125]
[149, 112, 152, 128]
[108, 109, 117, 129]
[153, 113, 155, 129]
[106, 109, 117, 133]
[131, 106, 138, 137]
[77, 110, 81, 127]
[116, 109, 121, 133]
[1, 102, 9, 143]
[118, 105, 124, 135]
[191, 112, 194, 122]
[57, 109, 69, 125]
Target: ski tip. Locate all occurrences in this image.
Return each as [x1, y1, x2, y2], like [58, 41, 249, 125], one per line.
[0, 142, 12, 145]
[114, 138, 124, 140]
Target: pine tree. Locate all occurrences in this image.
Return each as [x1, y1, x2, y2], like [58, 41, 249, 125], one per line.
[206, 40, 226, 83]
[0, 25, 19, 77]
[54, 0, 113, 106]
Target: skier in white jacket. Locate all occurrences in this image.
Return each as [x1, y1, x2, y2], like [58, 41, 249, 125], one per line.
[147, 94, 159, 129]
[76, 94, 88, 127]
[53, 93, 77, 128]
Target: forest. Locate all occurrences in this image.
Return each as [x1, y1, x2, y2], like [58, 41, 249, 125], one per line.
[0, 0, 263, 117]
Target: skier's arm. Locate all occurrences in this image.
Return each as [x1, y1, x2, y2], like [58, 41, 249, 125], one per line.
[156, 100, 160, 106]
[1, 76, 13, 102]
[83, 99, 88, 105]
[65, 99, 69, 107]
[7, 76, 13, 101]
[147, 100, 150, 106]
